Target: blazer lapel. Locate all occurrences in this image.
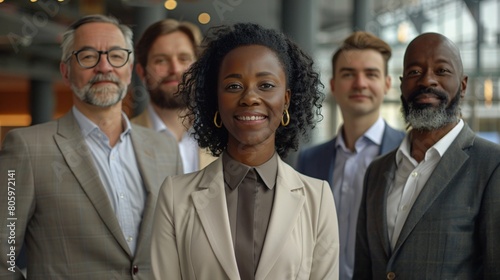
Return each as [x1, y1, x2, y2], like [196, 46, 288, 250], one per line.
[380, 123, 405, 155]
[255, 159, 305, 280]
[54, 112, 132, 256]
[375, 154, 398, 257]
[327, 139, 338, 187]
[392, 125, 473, 253]
[130, 129, 160, 256]
[131, 109, 153, 128]
[191, 158, 240, 279]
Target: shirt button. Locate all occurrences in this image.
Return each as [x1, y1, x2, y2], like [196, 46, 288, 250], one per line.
[387, 271, 396, 280]
[411, 171, 418, 177]
[401, 205, 408, 211]
[127, 236, 133, 242]
[120, 193, 124, 199]
[131, 265, 139, 275]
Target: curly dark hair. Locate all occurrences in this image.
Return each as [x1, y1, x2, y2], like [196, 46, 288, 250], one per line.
[180, 22, 324, 158]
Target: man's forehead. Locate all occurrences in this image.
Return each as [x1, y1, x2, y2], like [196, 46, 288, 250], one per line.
[404, 43, 460, 68]
[336, 49, 385, 68]
[74, 23, 126, 47]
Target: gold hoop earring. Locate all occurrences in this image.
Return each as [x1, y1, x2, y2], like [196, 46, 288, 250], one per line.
[281, 109, 290, 126]
[213, 111, 222, 128]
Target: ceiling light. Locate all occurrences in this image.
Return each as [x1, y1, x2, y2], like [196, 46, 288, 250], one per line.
[198, 12, 210, 24]
[164, 0, 177, 10]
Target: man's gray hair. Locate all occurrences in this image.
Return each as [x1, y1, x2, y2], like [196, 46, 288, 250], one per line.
[61, 14, 134, 65]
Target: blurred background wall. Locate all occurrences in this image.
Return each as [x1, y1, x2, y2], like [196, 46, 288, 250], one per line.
[1, 0, 499, 146]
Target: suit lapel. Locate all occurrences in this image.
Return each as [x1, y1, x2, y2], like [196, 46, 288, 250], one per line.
[255, 159, 305, 280]
[131, 109, 153, 128]
[130, 128, 160, 256]
[54, 112, 132, 256]
[376, 154, 398, 257]
[327, 139, 337, 187]
[393, 125, 473, 253]
[192, 158, 240, 279]
[380, 123, 404, 155]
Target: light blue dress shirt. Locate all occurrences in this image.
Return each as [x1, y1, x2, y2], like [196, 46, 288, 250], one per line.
[72, 107, 145, 254]
[333, 117, 385, 280]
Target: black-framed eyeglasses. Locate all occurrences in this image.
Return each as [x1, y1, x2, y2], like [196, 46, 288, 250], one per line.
[68, 47, 132, 69]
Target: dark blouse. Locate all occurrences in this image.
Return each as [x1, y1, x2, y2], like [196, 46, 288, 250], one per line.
[222, 152, 277, 277]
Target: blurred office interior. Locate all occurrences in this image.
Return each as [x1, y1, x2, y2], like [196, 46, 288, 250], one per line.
[0, 0, 499, 146]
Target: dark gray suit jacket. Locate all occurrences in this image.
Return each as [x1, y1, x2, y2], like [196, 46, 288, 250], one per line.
[0, 112, 183, 280]
[296, 122, 405, 187]
[354, 123, 500, 279]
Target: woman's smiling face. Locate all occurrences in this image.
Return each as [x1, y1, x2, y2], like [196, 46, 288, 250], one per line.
[217, 44, 290, 158]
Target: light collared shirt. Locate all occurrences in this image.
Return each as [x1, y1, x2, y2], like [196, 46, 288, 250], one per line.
[333, 117, 385, 280]
[72, 106, 145, 254]
[387, 119, 464, 250]
[147, 104, 199, 173]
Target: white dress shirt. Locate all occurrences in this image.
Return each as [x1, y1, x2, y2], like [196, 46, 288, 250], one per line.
[147, 104, 199, 173]
[387, 119, 464, 250]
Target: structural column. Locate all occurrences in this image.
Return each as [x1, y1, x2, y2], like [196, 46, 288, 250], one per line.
[353, 0, 375, 32]
[30, 79, 54, 125]
[281, 0, 318, 54]
[281, 0, 319, 165]
[130, 6, 168, 117]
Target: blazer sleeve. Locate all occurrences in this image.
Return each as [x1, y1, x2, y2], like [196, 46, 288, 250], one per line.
[480, 163, 500, 279]
[353, 163, 373, 280]
[151, 176, 182, 280]
[309, 180, 340, 280]
[295, 150, 306, 173]
[0, 131, 34, 280]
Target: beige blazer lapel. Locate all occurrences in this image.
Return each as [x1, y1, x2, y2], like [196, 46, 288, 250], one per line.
[191, 158, 240, 279]
[54, 112, 132, 256]
[255, 159, 305, 279]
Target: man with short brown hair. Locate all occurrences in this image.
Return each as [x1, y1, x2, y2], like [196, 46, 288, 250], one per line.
[297, 31, 404, 280]
[133, 19, 214, 173]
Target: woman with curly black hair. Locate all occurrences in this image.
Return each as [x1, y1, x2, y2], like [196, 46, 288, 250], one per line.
[151, 22, 339, 280]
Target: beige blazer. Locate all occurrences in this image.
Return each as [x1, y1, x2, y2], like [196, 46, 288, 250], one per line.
[151, 156, 340, 280]
[131, 109, 216, 170]
[0, 112, 183, 280]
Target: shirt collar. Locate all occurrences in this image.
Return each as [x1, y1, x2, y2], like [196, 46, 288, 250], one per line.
[335, 117, 385, 151]
[364, 117, 385, 145]
[72, 106, 132, 139]
[147, 103, 169, 133]
[396, 119, 464, 164]
[222, 152, 278, 191]
[431, 119, 464, 157]
[147, 103, 191, 140]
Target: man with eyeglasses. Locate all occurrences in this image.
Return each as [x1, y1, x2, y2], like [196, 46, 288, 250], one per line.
[0, 14, 183, 280]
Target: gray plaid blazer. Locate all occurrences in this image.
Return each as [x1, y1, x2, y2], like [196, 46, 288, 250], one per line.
[354, 123, 500, 279]
[0, 112, 183, 280]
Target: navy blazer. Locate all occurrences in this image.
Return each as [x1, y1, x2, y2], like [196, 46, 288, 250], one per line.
[296, 122, 405, 186]
[354, 123, 500, 279]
